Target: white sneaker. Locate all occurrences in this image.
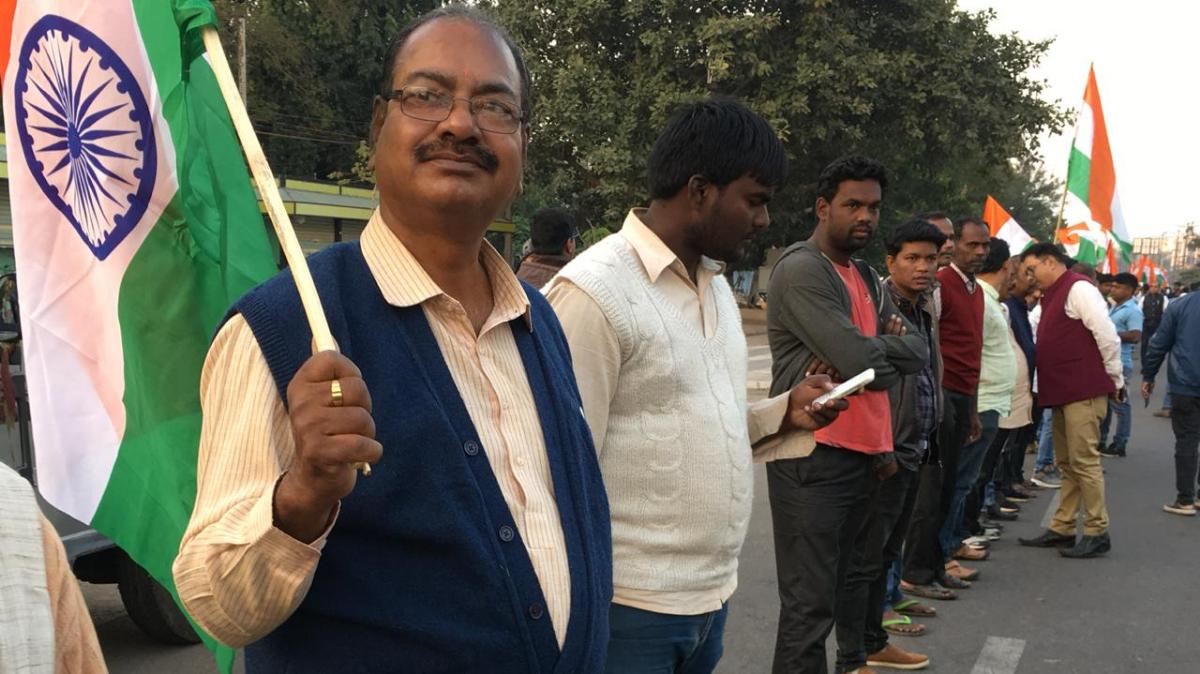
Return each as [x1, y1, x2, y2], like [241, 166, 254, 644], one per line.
[963, 535, 990, 547]
[983, 528, 1003, 541]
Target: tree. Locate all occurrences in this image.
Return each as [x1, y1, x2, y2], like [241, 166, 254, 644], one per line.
[487, 0, 1068, 267]
[211, 0, 435, 181]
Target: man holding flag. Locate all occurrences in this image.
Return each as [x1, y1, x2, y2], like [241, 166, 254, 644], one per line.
[174, 6, 612, 673]
[2, 0, 278, 668]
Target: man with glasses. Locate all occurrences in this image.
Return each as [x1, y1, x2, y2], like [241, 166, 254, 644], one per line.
[174, 8, 612, 672]
[1017, 243, 1122, 559]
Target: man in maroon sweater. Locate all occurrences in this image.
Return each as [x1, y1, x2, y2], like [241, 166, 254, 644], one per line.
[1017, 243, 1124, 558]
[901, 217, 989, 597]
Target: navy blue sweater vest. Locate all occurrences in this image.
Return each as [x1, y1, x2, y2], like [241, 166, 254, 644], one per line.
[232, 243, 611, 673]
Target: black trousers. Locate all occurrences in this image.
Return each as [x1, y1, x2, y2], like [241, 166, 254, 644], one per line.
[999, 424, 1036, 490]
[862, 467, 920, 656]
[1141, 322, 1159, 363]
[1172, 395, 1200, 504]
[767, 444, 876, 674]
[903, 389, 971, 585]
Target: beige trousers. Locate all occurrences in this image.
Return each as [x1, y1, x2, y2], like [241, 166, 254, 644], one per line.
[1050, 395, 1110, 536]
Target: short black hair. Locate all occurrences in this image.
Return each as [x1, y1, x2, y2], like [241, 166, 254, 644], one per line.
[815, 155, 887, 203]
[647, 98, 788, 200]
[1097, 273, 1114, 284]
[915, 210, 949, 223]
[887, 219, 948, 257]
[529, 208, 576, 255]
[1019, 242, 1072, 266]
[954, 216, 988, 240]
[379, 6, 534, 123]
[1113, 272, 1139, 289]
[980, 237, 1011, 274]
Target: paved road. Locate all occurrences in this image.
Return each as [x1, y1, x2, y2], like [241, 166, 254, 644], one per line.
[720, 394, 1195, 673]
[87, 379, 1193, 673]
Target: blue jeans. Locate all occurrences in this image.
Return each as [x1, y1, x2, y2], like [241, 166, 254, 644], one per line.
[1101, 365, 1134, 446]
[883, 558, 903, 611]
[607, 603, 728, 674]
[1036, 408, 1055, 471]
[941, 410, 1000, 559]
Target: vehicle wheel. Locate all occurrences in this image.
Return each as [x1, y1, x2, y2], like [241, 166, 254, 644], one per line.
[116, 554, 201, 645]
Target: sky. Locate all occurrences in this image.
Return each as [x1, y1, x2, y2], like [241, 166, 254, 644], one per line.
[958, 0, 1199, 238]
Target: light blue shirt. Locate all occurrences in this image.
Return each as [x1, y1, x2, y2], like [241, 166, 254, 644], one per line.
[1109, 298, 1144, 369]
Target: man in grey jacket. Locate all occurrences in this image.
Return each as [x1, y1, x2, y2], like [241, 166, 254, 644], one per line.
[766, 156, 928, 674]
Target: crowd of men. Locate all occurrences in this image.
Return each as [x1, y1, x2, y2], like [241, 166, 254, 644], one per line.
[6, 5, 1200, 674]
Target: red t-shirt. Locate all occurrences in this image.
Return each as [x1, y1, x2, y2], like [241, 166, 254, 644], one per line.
[813, 262, 894, 454]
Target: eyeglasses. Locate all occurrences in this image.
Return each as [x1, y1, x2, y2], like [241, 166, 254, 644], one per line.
[383, 86, 523, 134]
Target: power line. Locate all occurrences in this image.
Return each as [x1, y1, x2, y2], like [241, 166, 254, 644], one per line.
[254, 128, 360, 146]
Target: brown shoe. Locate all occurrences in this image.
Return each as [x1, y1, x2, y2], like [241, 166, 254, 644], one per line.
[867, 642, 931, 670]
[847, 669, 879, 674]
[944, 560, 980, 581]
[953, 544, 989, 561]
[1154, 408, 1172, 418]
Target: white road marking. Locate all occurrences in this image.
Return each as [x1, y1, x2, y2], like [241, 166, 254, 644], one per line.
[1040, 491, 1061, 529]
[971, 636, 1026, 674]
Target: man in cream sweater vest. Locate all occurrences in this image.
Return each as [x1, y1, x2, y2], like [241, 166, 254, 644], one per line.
[546, 99, 846, 673]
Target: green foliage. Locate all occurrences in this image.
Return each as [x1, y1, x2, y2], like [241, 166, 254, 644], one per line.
[486, 0, 1069, 268]
[215, 0, 1068, 270]
[211, 0, 436, 181]
[1174, 266, 1200, 289]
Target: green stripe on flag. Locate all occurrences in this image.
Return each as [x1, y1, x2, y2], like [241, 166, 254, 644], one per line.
[91, 1, 276, 670]
[1066, 147, 1091, 204]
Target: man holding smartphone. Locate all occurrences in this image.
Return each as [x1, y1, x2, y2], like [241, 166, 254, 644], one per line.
[1016, 243, 1124, 558]
[766, 156, 928, 673]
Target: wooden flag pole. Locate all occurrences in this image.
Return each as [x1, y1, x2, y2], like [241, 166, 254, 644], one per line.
[202, 26, 370, 475]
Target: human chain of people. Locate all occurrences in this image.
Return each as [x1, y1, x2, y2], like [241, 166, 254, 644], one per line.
[1, 3, 1197, 674]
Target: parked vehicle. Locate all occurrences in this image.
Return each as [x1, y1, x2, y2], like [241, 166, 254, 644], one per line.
[0, 272, 198, 644]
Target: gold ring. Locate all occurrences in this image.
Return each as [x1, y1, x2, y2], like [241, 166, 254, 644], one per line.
[330, 379, 344, 407]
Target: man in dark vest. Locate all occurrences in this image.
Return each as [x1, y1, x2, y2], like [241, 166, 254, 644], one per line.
[173, 8, 612, 672]
[517, 207, 578, 287]
[1017, 243, 1124, 559]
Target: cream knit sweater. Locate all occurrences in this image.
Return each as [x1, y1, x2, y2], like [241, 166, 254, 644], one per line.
[557, 234, 753, 602]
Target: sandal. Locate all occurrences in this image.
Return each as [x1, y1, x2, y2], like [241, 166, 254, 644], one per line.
[893, 599, 937, 617]
[882, 611, 926, 636]
[900, 580, 957, 600]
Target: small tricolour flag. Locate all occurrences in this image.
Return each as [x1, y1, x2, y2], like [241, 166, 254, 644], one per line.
[1058, 65, 1131, 273]
[983, 195, 1034, 253]
[1, 0, 275, 669]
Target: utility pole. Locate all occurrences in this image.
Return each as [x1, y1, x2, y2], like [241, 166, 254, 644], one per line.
[237, 16, 247, 104]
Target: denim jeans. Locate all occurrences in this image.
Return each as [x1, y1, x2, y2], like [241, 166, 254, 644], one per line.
[941, 410, 1000, 559]
[883, 558, 903, 610]
[1101, 365, 1134, 446]
[1036, 407, 1055, 471]
[607, 603, 729, 674]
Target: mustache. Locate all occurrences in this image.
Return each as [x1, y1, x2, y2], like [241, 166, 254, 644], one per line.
[413, 139, 499, 173]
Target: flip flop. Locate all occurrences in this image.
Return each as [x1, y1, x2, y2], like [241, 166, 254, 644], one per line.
[882, 612, 927, 637]
[893, 599, 938, 617]
[900, 580, 957, 601]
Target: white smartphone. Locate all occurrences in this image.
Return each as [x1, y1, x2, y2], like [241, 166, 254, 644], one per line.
[812, 368, 876, 407]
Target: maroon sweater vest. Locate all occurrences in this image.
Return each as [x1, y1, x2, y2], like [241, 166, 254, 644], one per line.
[937, 266, 984, 395]
[1036, 271, 1116, 407]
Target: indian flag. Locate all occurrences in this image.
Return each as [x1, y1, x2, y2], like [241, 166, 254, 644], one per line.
[983, 195, 1033, 253]
[1059, 65, 1131, 273]
[1, 0, 274, 668]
